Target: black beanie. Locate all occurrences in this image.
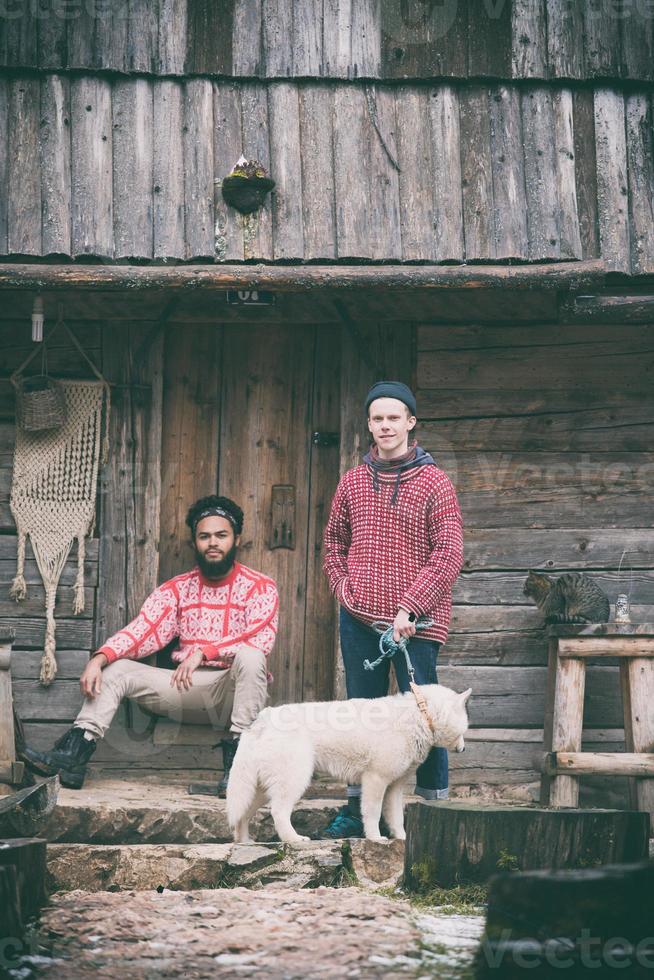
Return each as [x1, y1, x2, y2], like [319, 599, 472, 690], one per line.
[365, 381, 417, 417]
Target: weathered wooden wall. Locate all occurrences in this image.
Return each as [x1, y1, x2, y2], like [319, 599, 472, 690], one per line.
[3, 295, 653, 799]
[1, 0, 653, 82]
[1, 73, 653, 273]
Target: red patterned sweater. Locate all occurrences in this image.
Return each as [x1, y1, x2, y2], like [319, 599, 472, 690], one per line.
[98, 562, 279, 669]
[323, 463, 463, 644]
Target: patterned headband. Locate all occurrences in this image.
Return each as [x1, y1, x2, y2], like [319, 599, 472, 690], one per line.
[193, 507, 238, 533]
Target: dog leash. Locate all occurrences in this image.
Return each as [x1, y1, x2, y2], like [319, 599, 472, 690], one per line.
[365, 620, 436, 733]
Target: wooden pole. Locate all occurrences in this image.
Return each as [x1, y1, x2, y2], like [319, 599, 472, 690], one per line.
[545, 751, 654, 777]
[622, 657, 654, 832]
[549, 656, 586, 808]
[0, 259, 606, 293]
[0, 635, 20, 785]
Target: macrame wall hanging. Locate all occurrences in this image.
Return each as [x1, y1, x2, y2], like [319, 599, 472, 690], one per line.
[9, 314, 110, 686]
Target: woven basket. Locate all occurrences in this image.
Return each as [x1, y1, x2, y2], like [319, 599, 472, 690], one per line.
[16, 376, 67, 432]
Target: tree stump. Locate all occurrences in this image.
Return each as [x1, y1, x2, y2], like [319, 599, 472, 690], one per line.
[0, 865, 22, 939]
[404, 801, 649, 890]
[0, 838, 47, 919]
[475, 861, 654, 978]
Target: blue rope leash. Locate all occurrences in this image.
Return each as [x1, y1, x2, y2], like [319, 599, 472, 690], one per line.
[364, 619, 434, 684]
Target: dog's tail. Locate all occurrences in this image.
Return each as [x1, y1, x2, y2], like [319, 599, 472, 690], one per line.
[225, 728, 260, 830]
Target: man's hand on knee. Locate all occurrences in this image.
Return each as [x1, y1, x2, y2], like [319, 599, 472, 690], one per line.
[80, 653, 108, 699]
[170, 649, 204, 691]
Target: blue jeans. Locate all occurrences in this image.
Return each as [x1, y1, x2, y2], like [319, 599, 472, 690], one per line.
[339, 607, 449, 797]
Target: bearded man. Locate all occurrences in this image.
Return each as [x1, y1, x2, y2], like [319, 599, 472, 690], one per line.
[22, 495, 279, 795]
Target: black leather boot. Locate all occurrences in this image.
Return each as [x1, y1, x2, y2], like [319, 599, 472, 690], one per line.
[21, 726, 96, 790]
[216, 736, 239, 798]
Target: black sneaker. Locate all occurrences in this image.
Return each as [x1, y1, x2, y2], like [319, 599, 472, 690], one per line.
[322, 804, 364, 839]
[21, 727, 96, 790]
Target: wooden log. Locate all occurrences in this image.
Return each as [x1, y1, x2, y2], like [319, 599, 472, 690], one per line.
[0, 864, 21, 939]
[545, 751, 654, 777]
[468, 0, 512, 78]
[561, 293, 654, 324]
[127, 0, 158, 73]
[153, 81, 185, 261]
[558, 638, 654, 658]
[549, 656, 585, 807]
[351, 0, 380, 77]
[183, 79, 214, 260]
[112, 79, 154, 261]
[552, 88, 583, 259]
[185, 0, 232, 75]
[479, 861, 654, 976]
[262, 0, 293, 77]
[404, 802, 649, 890]
[8, 77, 41, 256]
[323, 0, 353, 78]
[621, 6, 654, 82]
[70, 77, 113, 258]
[621, 656, 654, 831]
[583, 0, 621, 78]
[0, 838, 47, 920]
[40, 74, 71, 257]
[0, 259, 607, 292]
[0, 618, 93, 650]
[463, 528, 654, 572]
[594, 88, 631, 274]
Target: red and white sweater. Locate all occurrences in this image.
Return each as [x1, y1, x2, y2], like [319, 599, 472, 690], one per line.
[98, 563, 279, 669]
[323, 463, 463, 644]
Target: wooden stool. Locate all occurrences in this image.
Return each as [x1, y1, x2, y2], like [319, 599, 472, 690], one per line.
[541, 625, 654, 832]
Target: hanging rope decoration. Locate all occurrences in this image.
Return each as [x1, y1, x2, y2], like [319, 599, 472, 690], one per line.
[9, 315, 110, 686]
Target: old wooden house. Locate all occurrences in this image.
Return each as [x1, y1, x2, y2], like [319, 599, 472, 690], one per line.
[0, 0, 653, 805]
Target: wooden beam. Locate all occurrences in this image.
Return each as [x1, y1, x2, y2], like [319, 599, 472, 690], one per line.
[561, 293, 654, 323]
[0, 259, 607, 293]
[558, 637, 654, 658]
[545, 752, 654, 777]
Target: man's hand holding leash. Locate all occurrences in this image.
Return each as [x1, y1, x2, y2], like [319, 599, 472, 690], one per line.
[393, 607, 417, 642]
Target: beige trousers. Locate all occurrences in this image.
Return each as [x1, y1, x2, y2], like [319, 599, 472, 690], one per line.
[74, 648, 269, 740]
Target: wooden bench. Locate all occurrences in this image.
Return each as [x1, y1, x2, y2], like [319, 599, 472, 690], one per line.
[541, 624, 654, 831]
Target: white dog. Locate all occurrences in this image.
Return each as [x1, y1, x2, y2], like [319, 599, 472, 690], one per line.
[226, 684, 471, 844]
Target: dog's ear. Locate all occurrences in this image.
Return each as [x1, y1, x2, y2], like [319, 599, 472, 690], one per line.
[460, 688, 472, 704]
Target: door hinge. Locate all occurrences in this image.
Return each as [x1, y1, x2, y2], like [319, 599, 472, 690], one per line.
[312, 431, 339, 448]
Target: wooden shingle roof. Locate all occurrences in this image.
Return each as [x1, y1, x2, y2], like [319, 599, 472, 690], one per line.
[1, 0, 653, 82]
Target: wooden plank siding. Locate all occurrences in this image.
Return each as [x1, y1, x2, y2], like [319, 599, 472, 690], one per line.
[0, 74, 654, 273]
[2, 1, 654, 82]
[0, 73, 651, 271]
[1, 311, 652, 798]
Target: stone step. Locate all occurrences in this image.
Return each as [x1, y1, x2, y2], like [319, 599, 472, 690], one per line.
[47, 839, 405, 893]
[34, 781, 343, 845]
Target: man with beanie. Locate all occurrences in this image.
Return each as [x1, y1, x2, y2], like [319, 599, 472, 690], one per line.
[21, 495, 279, 796]
[322, 381, 464, 837]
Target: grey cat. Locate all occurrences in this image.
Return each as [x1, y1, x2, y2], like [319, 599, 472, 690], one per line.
[523, 570, 610, 624]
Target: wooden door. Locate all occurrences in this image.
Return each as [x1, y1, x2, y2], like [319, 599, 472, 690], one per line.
[159, 321, 341, 705]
